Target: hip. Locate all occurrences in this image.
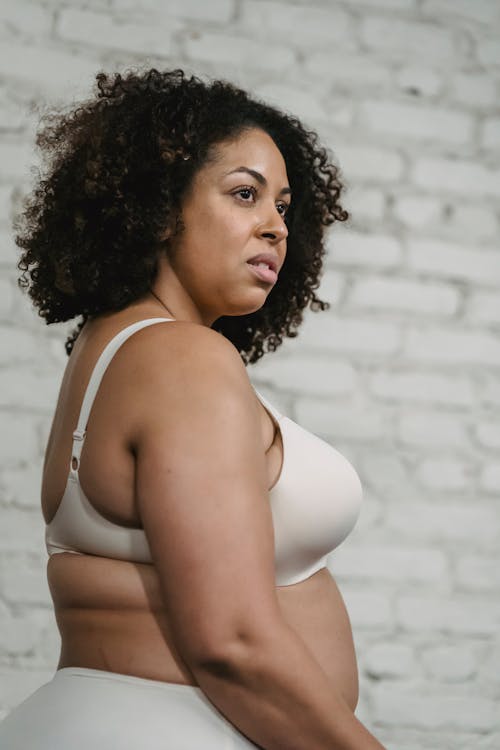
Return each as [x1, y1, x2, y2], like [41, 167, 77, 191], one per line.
[0, 666, 257, 749]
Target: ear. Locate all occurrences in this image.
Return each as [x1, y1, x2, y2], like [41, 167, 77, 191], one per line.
[157, 224, 173, 242]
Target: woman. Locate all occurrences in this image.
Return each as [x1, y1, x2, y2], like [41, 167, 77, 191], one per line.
[1, 68, 385, 749]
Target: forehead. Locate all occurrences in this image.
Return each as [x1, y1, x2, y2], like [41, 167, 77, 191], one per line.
[210, 128, 288, 176]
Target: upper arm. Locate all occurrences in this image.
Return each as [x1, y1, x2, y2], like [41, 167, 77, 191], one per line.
[130, 322, 282, 668]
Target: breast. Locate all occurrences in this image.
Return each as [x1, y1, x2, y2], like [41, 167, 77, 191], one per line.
[270, 417, 363, 586]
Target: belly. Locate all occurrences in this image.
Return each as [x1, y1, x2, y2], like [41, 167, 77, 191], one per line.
[48, 555, 359, 711]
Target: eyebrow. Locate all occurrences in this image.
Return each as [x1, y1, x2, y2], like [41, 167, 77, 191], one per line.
[225, 166, 292, 197]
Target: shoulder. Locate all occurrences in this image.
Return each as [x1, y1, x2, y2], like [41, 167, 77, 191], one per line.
[117, 319, 257, 439]
[121, 319, 241, 364]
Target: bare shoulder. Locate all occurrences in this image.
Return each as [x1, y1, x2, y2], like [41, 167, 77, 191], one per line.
[121, 319, 247, 378]
[120, 319, 257, 443]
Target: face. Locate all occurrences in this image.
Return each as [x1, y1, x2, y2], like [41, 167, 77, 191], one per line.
[163, 128, 291, 326]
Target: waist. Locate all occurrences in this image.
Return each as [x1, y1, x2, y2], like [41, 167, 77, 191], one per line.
[55, 666, 201, 694]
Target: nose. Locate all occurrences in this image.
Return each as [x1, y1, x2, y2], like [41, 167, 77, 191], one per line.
[259, 205, 288, 244]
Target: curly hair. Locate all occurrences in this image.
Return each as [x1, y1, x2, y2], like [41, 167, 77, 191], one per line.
[15, 67, 349, 364]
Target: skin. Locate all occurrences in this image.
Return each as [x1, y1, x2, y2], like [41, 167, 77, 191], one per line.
[42, 127, 359, 714]
[148, 127, 290, 325]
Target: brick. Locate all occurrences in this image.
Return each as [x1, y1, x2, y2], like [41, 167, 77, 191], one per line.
[364, 642, 418, 679]
[306, 53, 392, 89]
[421, 0, 500, 24]
[0, 511, 45, 558]
[480, 462, 500, 493]
[404, 325, 500, 367]
[413, 157, 500, 199]
[326, 229, 403, 269]
[384, 500, 500, 546]
[343, 186, 385, 221]
[372, 682, 499, 731]
[0, 564, 50, 606]
[450, 73, 497, 108]
[416, 457, 471, 491]
[421, 644, 478, 682]
[456, 555, 500, 592]
[335, 143, 404, 182]
[397, 411, 467, 447]
[0, 0, 52, 35]
[475, 421, 500, 450]
[337, 587, 393, 629]
[396, 594, 500, 636]
[443, 204, 498, 242]
[0, 227, 20, 267]
[477, 38, 500, 65]
[360, 100, 473, 145]
[331, 544, 448, 583]
[375, 728, 490, 750]
[0, 413, 39, 466]
[315, 269, 347, 309]
[0, 140, 35, 182]
[114, 0, 234, 22]
[253, 82, 329, 122]
[240, 2, 350, 46]
[58, 8, 180, 55]
[0, 461, 44, 509]
[392, 195, 443, 228]
[481, 117, 500, 150]
[185, 31, 294, 71]
[0, 186, 14, 226]
[407, 239, 500, 287]
[341, 0, 416, 9]
[0, 90, 36, 132]
[0, 668, 53, 715]
[396, 66, 442, 97]
[466, 291, 500, 326]
[297, 314, 401, 355]
[358, 451, 414, 500]
[370, 370, 475, 407]
[0, 608, 44, 656]
[0, 325, 50, 365]
[323, 98, 353, 129]
[355, 492, 383, 531]
[0, 41, 102, 98]
[360, 17, 454, 62]
[478, 642, 500, 685]
[252, 356, 358, 397]
[0, 368, 59, 412]
[295, 398, 386, 441]
[0, 278, 14, 319]
[348, 277, 459, 316]
[481, 376, 500, 407]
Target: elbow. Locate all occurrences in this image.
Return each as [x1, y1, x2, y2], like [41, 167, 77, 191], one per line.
[185, 625, 280, 679]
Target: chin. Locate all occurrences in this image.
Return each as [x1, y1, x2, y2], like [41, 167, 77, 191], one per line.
[224, 291, 269, 317]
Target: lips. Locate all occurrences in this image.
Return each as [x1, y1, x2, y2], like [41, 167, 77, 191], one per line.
[246, 261, 278, 284]
[246, 253, 279, 273]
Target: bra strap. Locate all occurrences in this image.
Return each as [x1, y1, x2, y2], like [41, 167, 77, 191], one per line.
[69, 317, 174, 473]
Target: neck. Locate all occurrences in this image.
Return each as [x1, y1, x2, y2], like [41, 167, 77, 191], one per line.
[149, 289, 175, 318]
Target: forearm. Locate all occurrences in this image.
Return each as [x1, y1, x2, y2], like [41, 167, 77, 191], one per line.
[191, 623, 386, 750]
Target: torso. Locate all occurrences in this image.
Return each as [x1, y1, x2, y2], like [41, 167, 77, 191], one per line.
[42, 303, 359, 711]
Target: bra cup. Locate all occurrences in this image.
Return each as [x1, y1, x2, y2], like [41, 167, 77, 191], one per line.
[271, 418, 363, 586]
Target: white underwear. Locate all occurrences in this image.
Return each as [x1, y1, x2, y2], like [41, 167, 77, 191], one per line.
[0, 667, 258, 749]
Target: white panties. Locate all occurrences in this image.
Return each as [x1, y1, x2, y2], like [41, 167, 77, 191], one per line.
[0, 667, 258, 749]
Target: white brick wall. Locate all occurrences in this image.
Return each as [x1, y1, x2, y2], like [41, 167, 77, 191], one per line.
[1, 0, 499, 746]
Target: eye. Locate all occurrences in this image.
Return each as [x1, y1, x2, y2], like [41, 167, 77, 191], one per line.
[232, 186, 290, 217]
[233, 186, 256, 203]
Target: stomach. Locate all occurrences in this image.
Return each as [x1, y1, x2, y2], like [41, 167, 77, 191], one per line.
[47, 554, 359, 711]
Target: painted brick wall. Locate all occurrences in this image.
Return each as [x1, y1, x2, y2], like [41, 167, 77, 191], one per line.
[1, 1, 499, 747]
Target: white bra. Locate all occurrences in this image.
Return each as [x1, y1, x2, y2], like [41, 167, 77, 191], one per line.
[45, 318, 363, 586]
